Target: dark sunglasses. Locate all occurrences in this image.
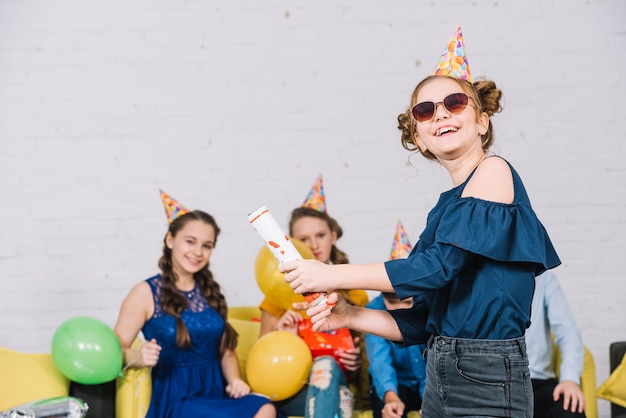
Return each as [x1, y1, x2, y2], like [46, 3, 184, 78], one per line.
[411, 92, 473, 123]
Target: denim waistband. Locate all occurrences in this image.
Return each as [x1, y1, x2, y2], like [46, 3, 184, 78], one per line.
[427, 335, 527, 356]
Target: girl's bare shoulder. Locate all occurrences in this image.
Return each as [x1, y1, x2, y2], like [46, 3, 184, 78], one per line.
[463, 156, 513, 203]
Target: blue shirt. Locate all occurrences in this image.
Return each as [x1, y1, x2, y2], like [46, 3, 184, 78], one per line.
[526, 271, 584, 383]
[385, 159, 561, 340]
[365, 294, 427, 400]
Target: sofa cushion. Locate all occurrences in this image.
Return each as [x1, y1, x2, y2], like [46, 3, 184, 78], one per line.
[0, 347, 69, 411]
[598, 352, 626, 408]
[228, 306, 262, 322]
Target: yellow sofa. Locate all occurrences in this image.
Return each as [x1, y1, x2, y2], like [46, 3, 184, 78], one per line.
[116, 306, 390, 418]
[8, 307, 598, 418]
[0, 306, 414, 417]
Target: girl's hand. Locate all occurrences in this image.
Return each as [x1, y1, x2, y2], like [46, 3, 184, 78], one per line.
[225, 377, 251, 399]
[140, 338, 161, 367]
[336, 336, 362, 372]
[281, 259, 332, 294]
[274, 310, 302, 334]
[296, 292, 351, 332]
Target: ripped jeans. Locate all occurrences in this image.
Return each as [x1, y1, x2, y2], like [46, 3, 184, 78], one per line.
[306, 356, 353, 418]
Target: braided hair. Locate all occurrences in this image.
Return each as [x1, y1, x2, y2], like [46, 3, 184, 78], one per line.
[157, 210, 238, 353]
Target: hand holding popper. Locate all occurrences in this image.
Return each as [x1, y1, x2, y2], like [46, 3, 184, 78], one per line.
[248, 205, 331, 308]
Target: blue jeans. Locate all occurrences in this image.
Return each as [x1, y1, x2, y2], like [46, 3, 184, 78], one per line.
[422, 335, 532, 418]
[273, 356, 352, 418]
[306, 356, 353, 418]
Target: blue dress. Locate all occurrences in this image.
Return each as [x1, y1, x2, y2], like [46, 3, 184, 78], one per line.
[142, 275, 273, 418]
[385, 158, 561, 341]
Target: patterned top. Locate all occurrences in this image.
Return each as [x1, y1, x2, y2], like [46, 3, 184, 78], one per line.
[142, 275, 274, 418]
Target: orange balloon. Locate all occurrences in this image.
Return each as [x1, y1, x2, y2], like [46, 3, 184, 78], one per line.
[246, 331, 312, 401]
[254, 238, 314, 310]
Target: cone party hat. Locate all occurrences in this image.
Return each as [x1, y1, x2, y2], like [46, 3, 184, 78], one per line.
[301, 174, 326, 213]
[160, 189, 189, 224]
[389, 220, 413, 260]
[432, 25, 472, 82]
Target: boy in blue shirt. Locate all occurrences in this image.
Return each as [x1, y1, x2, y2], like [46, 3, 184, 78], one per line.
[366, 291, 426, 418]
[526, 271, 586, 417]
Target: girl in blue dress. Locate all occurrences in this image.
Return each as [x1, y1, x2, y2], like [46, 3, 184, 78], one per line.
[114, 199, 279, 418]
[281, 27, 560, 417]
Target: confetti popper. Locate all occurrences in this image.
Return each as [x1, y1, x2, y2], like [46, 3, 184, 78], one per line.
[248, 205, 330, 308]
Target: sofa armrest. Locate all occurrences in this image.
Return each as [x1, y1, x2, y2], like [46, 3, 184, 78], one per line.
[581, 346, 598, 418]
[116, 337, 152, 418]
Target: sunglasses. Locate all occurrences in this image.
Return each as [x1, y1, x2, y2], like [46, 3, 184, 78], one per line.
[411, 92, 473, 123]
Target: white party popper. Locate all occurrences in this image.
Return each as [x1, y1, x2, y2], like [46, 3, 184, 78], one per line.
[248, 205, 327, 307]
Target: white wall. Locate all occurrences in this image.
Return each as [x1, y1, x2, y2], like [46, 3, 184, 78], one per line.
[0, 0, 624, 415]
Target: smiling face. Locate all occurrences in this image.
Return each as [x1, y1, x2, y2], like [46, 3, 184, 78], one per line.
[290, 215, 337, 264]
[166, 219, 216, 280]
[413, 77, 489, 162]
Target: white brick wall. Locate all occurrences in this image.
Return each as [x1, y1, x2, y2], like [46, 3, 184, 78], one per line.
[1, 1, 624, 415]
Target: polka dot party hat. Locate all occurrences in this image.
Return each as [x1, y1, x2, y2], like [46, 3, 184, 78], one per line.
[301, 174, 327, 213]
[432, 25, 472, 82]
[389, 220, 413, 260]
[160, 189, 190, 224]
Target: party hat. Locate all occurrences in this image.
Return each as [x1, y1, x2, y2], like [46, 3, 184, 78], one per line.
[431, 25, 472, 82]
[160, 189, 189, 224]
[389, 220, 413, 260]
[301, 174, 326, 213]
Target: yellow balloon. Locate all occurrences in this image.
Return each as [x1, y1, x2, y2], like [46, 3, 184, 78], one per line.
[254, 238, 314, 310]
[246, 331, 312, 401]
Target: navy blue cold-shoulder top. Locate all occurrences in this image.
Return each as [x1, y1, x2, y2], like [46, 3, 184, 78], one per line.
[384, 158, 561, 342]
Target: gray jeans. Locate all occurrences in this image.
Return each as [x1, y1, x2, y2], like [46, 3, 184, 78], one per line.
[422, 335, 533, 418]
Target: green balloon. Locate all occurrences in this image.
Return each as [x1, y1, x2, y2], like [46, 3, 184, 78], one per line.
[51, 316, 123, 385]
